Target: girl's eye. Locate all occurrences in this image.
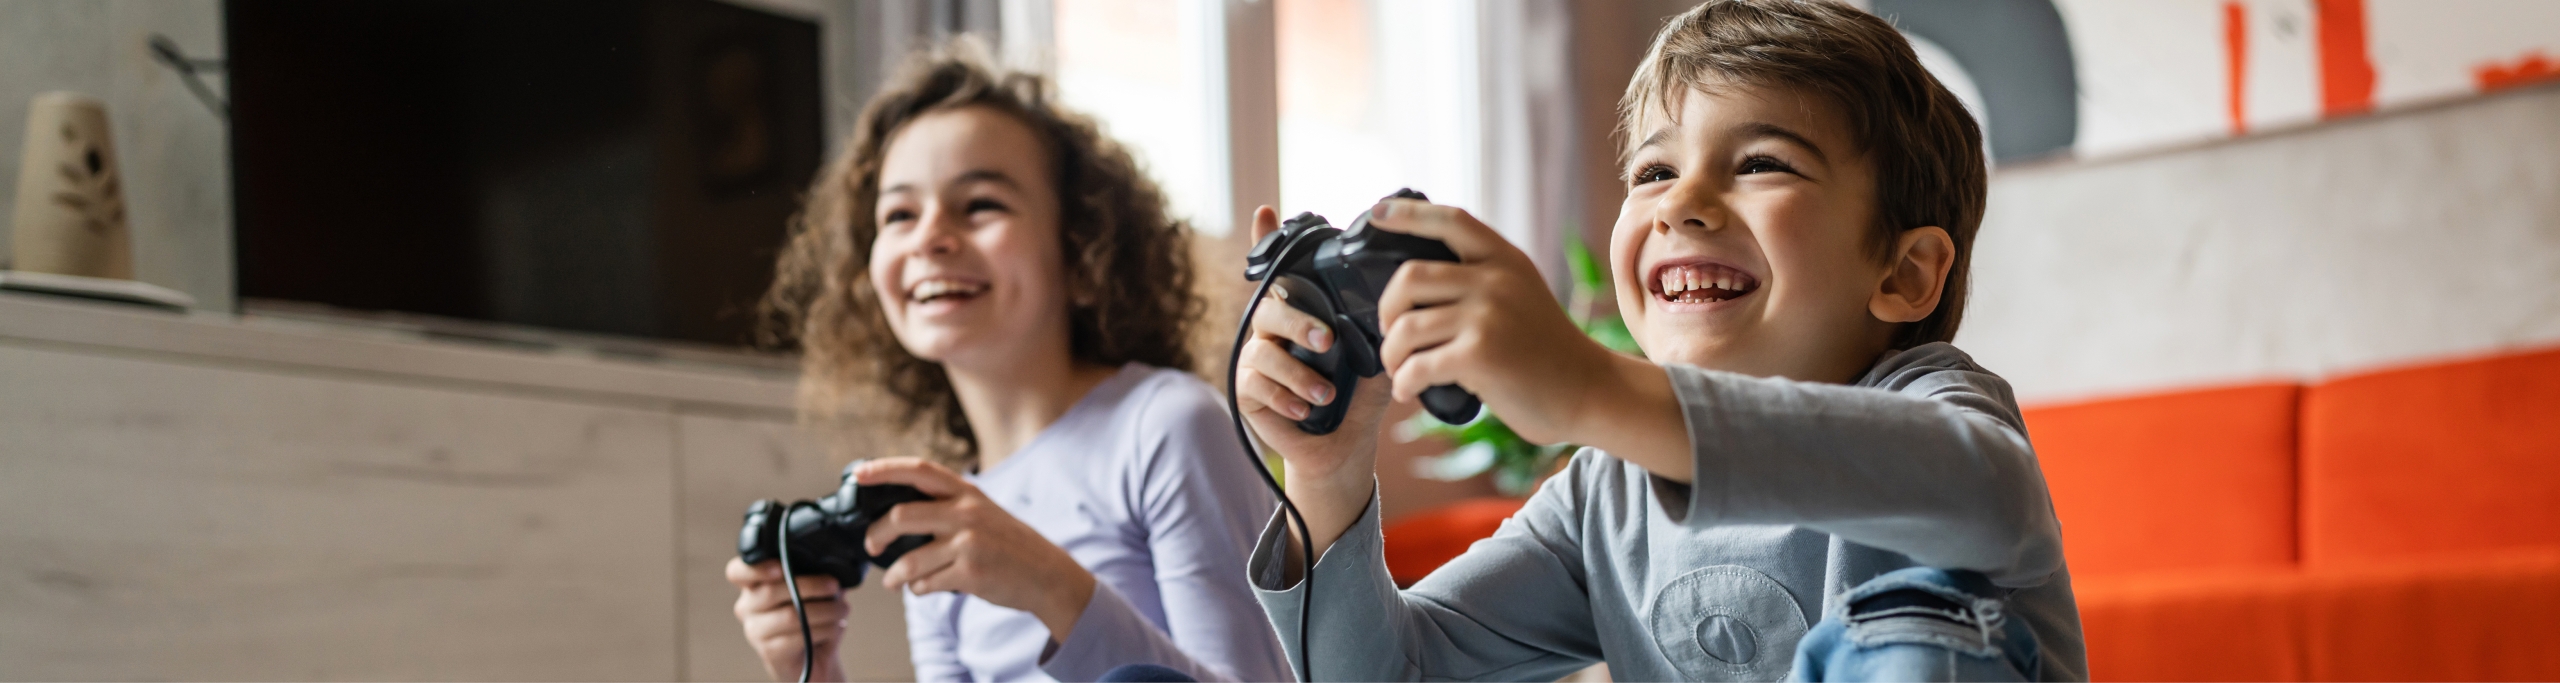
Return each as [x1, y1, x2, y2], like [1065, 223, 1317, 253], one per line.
[965, 198, 1008, 214]
[1738, 156, 1794, 176]
[1633, 165, 1678, 186]
[882, 208, 917, 225]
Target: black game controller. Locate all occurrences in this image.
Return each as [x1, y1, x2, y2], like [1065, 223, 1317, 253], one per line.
[1245, 188, 1483, 434]
[738, 462, 934, 588]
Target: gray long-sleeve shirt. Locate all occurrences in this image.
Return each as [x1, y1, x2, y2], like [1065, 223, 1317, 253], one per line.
[1248, 343, 2086, 681]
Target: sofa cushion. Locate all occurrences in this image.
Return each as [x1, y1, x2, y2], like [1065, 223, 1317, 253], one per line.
[2301, 345, 2560, 566]
[2075, 568, 2307, 681]
[2024, 383, 2301, 578]
[1381, 497, 1525, 587]
[2075, 548, 2560, 681]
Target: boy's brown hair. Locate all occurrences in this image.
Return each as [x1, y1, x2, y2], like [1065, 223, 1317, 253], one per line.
[1622, 0, 1986, 349]
[761, 41, 1200, 466]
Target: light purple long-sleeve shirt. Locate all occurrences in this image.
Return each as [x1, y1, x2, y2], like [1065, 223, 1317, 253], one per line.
[902, 363, 1292, 682]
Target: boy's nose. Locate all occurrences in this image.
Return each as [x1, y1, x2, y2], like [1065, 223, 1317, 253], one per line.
[1656, 177, 1728, 233]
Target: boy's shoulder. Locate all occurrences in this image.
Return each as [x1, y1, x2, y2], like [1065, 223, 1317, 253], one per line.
[1854, 342, 2025, 432]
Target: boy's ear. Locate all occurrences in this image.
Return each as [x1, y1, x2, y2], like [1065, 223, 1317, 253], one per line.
[1869, 226, 1955, 325]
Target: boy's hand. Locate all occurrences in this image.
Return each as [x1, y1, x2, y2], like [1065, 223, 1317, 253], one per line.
[1368, 199, 1691, 478]
[1234, 205, 1390, 556]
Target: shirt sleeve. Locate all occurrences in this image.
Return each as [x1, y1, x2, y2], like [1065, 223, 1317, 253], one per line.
[1037, 376, 1293, 683]
[902, 590, 972, 682]
[1656, 345, 2067, 586]
[1247, 469, 1606, 682]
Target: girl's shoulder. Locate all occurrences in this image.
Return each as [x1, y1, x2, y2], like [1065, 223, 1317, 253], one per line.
[1089, 363, 1229, 436]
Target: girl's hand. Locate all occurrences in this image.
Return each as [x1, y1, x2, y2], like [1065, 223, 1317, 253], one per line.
[853, 457, 1099, 643]
[727, 558, 848, 682]
[1232, 205, 1391, 555]
[1367, 199, 1688, 475]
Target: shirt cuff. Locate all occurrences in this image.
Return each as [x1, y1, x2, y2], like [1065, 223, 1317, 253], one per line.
[1246, 484, 1397, 677]
[1039, 581, 1180, 682]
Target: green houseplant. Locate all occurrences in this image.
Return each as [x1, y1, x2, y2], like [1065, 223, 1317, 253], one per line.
[1404, 235, 1641, 496]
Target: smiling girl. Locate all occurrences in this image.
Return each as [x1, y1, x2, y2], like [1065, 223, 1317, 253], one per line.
[730, 44, 1289, 683]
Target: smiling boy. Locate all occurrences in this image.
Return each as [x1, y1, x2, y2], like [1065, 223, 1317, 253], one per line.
[1230, 1, 2082, 680]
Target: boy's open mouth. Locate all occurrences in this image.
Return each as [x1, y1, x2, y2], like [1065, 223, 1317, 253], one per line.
[1649, 261, 1760, 305]
[908, 276, 990, 304]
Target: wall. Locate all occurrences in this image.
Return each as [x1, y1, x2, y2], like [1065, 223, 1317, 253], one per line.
[1961, 81, 2560, 403]
[0, 0, 232, 310]
[0, 293, 915, 681]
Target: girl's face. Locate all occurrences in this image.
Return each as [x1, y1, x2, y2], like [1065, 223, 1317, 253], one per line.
[868, 106, 1072, 371]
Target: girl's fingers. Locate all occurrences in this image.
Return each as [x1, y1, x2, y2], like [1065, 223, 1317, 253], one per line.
[738, 573, 841, 614]
[726, 557, 780, 587]
[850, 458, 971, 497]
[862, 497, 962, 556]
[877, 537, 961, 594]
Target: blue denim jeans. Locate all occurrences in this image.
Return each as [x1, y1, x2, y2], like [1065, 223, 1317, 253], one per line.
[1789, 567, 2043, 682]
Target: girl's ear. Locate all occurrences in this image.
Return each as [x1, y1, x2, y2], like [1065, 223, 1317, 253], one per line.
[1869, 226, 1955, 324]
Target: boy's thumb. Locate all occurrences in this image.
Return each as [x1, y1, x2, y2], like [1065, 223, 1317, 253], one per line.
[1250, 205, 1280, 241]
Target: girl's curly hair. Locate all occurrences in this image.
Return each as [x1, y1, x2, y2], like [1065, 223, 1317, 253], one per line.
[761, 42, 1201, 467]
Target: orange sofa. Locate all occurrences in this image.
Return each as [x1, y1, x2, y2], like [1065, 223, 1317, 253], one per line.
[1382, 345, 2560, 680]
[2035, 346, 2560, 681]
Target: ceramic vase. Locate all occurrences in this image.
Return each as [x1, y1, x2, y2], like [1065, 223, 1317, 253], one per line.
[10, 91, 131, 279]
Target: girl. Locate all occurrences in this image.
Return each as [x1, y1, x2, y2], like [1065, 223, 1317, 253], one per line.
[729, 44, 1288, 683]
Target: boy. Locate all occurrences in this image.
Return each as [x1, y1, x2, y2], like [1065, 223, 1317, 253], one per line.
[1231, 0, 2082, 680]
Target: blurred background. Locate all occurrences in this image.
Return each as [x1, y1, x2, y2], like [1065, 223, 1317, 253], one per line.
[2, 0, 2555, 680]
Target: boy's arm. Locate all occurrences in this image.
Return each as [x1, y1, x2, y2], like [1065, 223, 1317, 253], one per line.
[1651, 352, 2065, 585]
[1359, 200, 2058, 585]
[1249, 471, 1605, 682]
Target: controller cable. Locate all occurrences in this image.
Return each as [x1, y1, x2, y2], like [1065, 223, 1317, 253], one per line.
[1225, 229, 1324, 683]
[778, 501, 822, 683]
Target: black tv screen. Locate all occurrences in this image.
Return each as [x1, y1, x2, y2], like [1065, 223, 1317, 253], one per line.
[227, 0, 823, 347]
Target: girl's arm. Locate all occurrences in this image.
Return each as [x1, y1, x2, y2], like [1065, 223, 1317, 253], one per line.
[1039, 381, 1292, 682]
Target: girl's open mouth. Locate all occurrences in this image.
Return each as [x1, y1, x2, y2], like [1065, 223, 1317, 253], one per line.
[908, 277, 989, 304]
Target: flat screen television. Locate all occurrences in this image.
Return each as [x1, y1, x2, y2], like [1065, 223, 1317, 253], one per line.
[226, 0, 824, 348]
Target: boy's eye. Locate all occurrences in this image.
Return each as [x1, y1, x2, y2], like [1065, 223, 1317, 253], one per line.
[1632, 165, 1678, 186]
[1738, 155, 1795, 176]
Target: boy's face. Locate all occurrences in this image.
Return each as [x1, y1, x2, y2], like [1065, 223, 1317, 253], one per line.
[1614, 82, 1897, 383]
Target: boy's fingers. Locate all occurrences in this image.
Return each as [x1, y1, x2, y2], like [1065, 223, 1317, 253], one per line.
[1251, 291, 1334, 352]
[850, 458, 969, 497]
[1390, 338, 1475, 404]
[1376, 306, 1463, 380]
[1363, 200, 1512, 263]
[1250, 205, 1281, 242]
[1238, 369, 1314, 422]
[1374, 260, 1479, 335]
[1241, 338, 1334, 408]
